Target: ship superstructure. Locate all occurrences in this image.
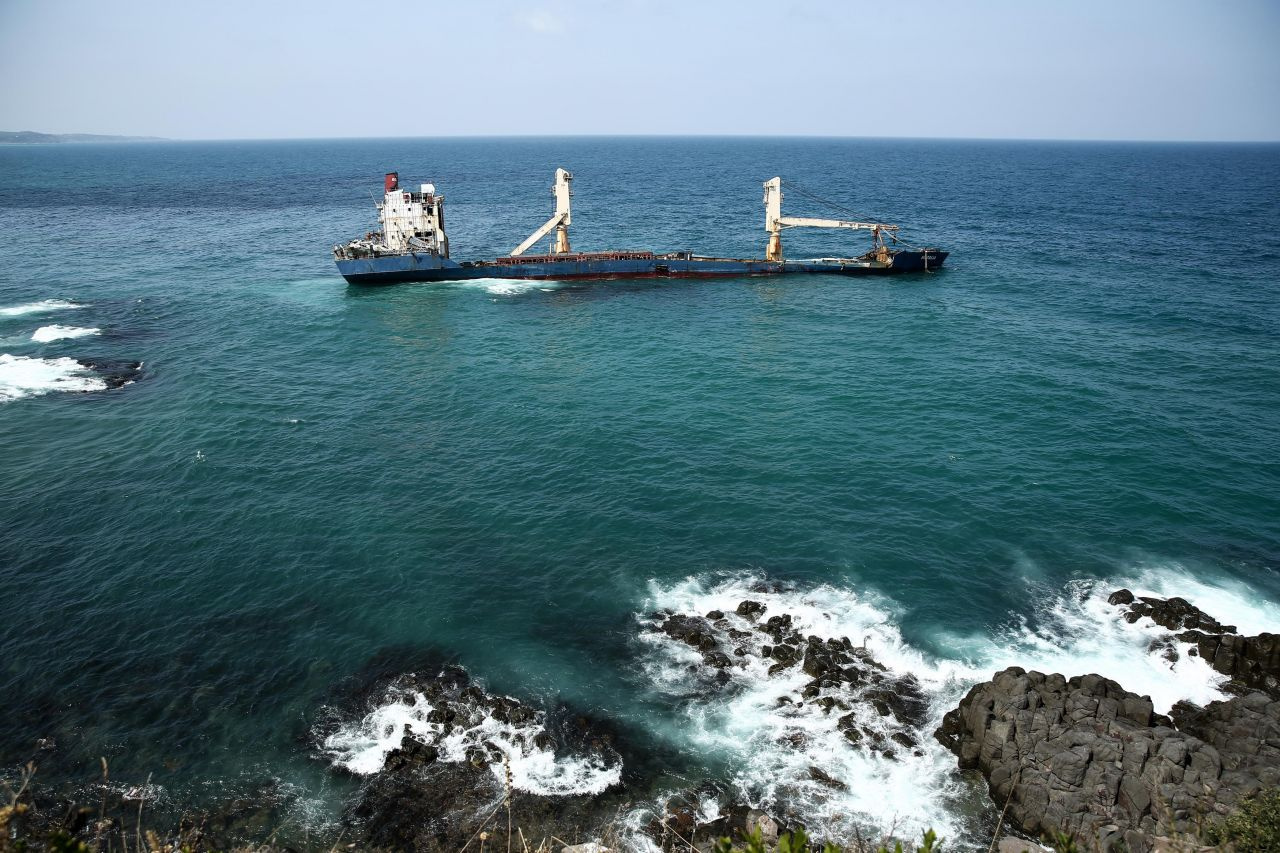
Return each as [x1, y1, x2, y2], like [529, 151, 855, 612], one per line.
[333, 168, 946, 285]
[337, 172, 448, 260]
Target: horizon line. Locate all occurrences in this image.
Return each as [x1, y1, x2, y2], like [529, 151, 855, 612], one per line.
[6, 131, 1280, 145]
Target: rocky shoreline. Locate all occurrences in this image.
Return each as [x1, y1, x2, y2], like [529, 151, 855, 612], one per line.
[8, 587, 1278, 852]
[937, 591, 1279, 853]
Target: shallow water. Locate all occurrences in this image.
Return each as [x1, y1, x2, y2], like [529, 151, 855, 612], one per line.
[1, 137, 1278, 843]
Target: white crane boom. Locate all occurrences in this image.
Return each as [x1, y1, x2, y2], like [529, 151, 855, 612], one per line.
[763, 177, 897, 262]
[511, 168, 573, 256]
[775, 216, 899, 233]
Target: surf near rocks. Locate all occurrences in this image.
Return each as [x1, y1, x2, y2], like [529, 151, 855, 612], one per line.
[649, 600, 931, 754]
[634, 579, 976, 846]
[0, 354, 143, 402]
[1108, 587, 1280, 698]
[936, 591, 1280, 853]
[316, 664, 628, 850]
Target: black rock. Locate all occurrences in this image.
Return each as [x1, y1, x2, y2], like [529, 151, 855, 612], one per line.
[383, 736, 439, 772]
[1108, 588, 1136, 606]
[936, 666, 1280, 853]
[1110, 590, 1236, 634]
[805, 766, 848, 791]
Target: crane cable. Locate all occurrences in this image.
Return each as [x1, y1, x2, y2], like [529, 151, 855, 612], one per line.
[780, 179, 927, 251]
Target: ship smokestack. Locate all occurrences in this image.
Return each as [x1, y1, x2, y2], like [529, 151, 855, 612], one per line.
[384, 172, 399, 193]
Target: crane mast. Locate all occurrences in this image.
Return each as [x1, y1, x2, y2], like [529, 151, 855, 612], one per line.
[511, 168, 573, 256]
[763, 177, 898, 262]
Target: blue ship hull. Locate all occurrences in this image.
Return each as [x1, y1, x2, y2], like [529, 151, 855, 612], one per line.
[335, 249, 947, 285]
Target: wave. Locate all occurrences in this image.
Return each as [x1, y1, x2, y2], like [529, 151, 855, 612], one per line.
[321, 681, 621, 797]
[0, 299, 82, 317]
[634, 568, 1279, 844]
[31, 325, 101, 343]
[0, 354, 107, 402]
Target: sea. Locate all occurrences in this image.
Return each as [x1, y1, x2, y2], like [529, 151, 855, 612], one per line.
[1, 137, 1278, 847]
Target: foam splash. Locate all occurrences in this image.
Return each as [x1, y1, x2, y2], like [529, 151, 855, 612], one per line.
[322, 688, 621, 797]
[952, 580, 1225, 712]
[636, 569, 1280, 844]
[639, 577, 973, 842]
[32, 325, 101, 343]
[453, 278, 564, 296]
[0, 354, 107, 401]
[0, 299, 82, 317]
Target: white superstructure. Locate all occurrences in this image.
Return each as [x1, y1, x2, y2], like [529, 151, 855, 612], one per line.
[371, 172, 449, 255]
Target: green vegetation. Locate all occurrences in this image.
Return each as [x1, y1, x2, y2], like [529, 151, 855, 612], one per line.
[1202, 789, 1280, 853]
[711, 827, 941, 853]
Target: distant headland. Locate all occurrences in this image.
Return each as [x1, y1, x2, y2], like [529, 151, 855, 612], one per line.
[0, 130, 166, 144]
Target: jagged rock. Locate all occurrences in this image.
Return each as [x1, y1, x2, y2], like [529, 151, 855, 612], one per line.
[769, 643, 801, 667]
[1109, 591, 1280, 698]
[805, 766, 847, 791]
[661, 614, 719, 653]
[863, 678, 930, 729]
[736, 600, 767, 620]
[1186, 631, 1280, 697]
[333, 667, 628, 851]
[702, 651, 732, 669]
[383, 735, 439, 772]
[1108, 589, 1235, 634]
[936, 666, 1280, 853]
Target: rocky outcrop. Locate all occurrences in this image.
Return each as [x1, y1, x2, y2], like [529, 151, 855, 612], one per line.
[936, 667, 1280, 853]
[1106, 589, 1235, 634]
[328, 666, 627, 851]
[1109, 589, 1280, 698]
[648, 602, 930, 758]
[1183, 632, 1280, 698]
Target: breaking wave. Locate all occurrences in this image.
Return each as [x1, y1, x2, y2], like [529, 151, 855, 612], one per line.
[0, 354, 107, 401]
[0, 299, 82, 317]
[321, 681, 621, 797]
[634, 567, 1279, 843]
[32, 325, 101, 343]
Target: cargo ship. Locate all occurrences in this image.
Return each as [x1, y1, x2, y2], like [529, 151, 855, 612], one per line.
[333, 169, 947, 285]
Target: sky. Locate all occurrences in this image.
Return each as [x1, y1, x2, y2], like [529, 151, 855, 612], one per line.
[1, 0, 1278, 141]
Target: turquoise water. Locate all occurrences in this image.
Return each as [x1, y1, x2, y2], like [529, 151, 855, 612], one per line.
[1, 138, 1279, 841]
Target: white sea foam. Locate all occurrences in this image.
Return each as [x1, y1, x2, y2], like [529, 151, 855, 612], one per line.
[0, 354, 106, 402]
[639, 577, 973, 842]
[31, 324, 100, 343]
[453, 278, 564, 296]
[636, 568, 1280, 844]
[322, 687, 621, 797]
[0, 299, 82, 317]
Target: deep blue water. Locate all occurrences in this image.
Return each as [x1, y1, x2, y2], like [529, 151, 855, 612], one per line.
[1, 138, 1278, 843]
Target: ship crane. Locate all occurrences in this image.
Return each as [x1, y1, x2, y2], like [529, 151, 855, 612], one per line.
[511, 168, 573, 256]
[763, 177, 898, 262]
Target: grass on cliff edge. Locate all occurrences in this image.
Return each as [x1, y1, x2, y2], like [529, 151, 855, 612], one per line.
[4, 757, 1279, 853]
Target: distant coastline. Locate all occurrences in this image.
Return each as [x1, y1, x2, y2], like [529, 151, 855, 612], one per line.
[0, 130, 165, 144]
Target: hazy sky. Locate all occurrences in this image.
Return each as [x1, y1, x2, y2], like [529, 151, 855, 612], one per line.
[2, 0, 1278, 141]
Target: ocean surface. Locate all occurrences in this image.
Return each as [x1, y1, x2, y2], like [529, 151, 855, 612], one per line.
[1, 137, 1279, 845]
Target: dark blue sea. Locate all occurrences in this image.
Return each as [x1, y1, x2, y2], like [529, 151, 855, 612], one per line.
[1, 137, 1278, 845]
